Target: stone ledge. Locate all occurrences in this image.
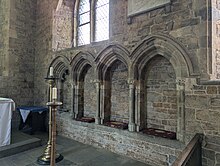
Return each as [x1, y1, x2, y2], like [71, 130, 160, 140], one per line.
[58, 112, 185, 149]
[199, 80, 220, 85]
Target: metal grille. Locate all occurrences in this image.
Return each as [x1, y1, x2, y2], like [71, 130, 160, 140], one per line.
[95, 0, 109, 42]
[78, 0, 90, 46]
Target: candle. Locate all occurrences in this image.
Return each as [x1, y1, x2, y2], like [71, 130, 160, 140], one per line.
[52, 87, 57, 100]
[49, 67, 54, 77]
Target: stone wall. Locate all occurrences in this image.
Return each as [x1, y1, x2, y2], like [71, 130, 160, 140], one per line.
[10, 0, 36, 127]
[109, 60, 129, 123]
[212, 0, 220, 79]
[84, 67, 96, 118]
[146, 56, 177, 132]
[62, 74, 72, 112]
[52, 0, 74, 51]
[57, 113, 184, 166]
[0, 0, 9, 77]
[0, 0, 10, 98]
[35, 0, 54, 105]
[8, 0, 36, 105]
[185, 82, 220, 166]
[0, 0, 36, 128]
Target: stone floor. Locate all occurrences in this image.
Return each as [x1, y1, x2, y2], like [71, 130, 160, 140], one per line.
[0, 131, 150, 166]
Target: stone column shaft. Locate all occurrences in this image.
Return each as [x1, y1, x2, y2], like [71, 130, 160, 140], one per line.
[136, 85, 141, 132]
[74, 84, 79, 119]
[128, 82, 136, 132]
[100, 84, 104, 124]
[71, 84, 75, 118]
[176, 79, 185, 142]
[95, 81, 101, 124]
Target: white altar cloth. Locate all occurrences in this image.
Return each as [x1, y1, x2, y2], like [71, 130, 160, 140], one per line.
[0, 98, 15, 147]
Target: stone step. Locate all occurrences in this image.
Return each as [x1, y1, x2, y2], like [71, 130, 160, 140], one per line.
[0, 131, 41, 159]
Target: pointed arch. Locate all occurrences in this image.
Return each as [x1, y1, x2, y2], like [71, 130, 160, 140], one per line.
[130, 34, 193, 141]
[130, 34, 198, 80]
[70, 51, 96, 120]
[48, 55, 70, 79]
[95, 44, 131, 81]
[70, 51, 95, 83]
[48, 55, 71, 112]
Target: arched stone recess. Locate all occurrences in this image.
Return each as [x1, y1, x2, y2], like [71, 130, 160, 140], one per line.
[48, 55, 71, 112]
[130, 34, 194, 141]
[70, 51, 96, 122]
[95, 45, 135, 131]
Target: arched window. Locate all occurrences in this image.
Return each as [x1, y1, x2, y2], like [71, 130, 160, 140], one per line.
[75, 0, 109, 46]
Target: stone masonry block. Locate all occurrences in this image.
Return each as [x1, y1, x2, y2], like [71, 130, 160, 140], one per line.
[185, 95, 208, 109]
[207, 86, 218, 94]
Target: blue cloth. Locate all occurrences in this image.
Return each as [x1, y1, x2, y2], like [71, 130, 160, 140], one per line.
[17, 106, 48, 112]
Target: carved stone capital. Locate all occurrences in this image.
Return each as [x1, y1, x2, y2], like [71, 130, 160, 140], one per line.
[176, 79, 185, 86]
[176, 79, 185, 90]
[128, 79, 135, 85]
[93, 79, 101, 84]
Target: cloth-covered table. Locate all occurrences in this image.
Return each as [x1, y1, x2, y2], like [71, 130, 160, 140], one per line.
[17, 106, 48, 134]
[18, 106, 48, 123]
[0, 98, 15, 147]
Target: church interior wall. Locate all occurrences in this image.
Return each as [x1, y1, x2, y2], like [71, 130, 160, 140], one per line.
[34, 0, 220, 165]
[0, 0, 220, 165]
[0, 0, 36, 129]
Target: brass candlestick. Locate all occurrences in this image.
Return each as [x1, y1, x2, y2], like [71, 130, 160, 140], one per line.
[37, 75, 63, 165]
[47, 98, 62, 166]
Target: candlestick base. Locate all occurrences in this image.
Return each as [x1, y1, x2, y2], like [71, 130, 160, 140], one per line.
[37, 151, 63, 165]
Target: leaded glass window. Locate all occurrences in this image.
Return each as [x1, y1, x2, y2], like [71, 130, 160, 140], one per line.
[75, 0, 109, 46]
[95, 0, 109, 42]
[78, 0, 91, 46]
